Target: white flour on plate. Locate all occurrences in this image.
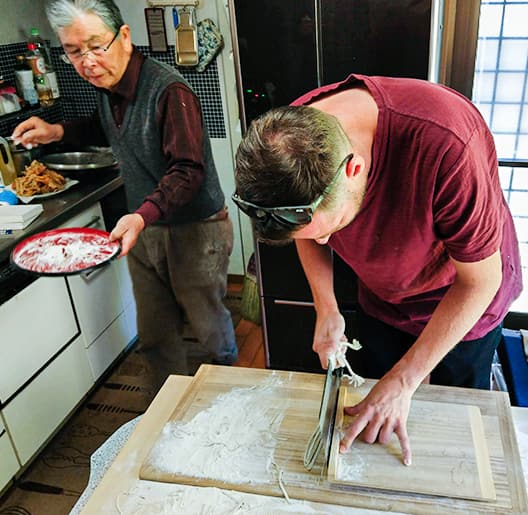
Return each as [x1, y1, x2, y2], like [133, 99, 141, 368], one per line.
[14, 233, 117, 273]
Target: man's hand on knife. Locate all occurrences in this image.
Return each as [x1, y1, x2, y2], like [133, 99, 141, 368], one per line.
[312, 310, 347, 369]
[339, 372, 413, 466]
[311, 307, 414, 465]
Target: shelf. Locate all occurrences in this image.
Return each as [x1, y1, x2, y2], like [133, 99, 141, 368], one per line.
[0, 101, 63, 136]
[148, 1, 200, 7]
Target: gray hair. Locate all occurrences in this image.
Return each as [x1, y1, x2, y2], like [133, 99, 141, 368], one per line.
[46, 0, 125, 33]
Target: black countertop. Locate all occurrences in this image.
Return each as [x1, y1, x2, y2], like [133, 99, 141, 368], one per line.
[0, 171, 123, 264]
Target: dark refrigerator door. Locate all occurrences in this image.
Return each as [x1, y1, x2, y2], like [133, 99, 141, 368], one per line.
[257, 240, 358, 306]
[257, 241, 313, 301]
[263, 297, 319, 372]
[257, 240, 359, 373]
[320, 0, 432, 83]
[264, 296, 359, 373]
[233, 0, 431, 126]
[234, 0, 318, 125]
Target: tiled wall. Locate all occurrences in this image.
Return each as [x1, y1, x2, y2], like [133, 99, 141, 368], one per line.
[0, 42, 226, 138]
[0, 42, 64, 135]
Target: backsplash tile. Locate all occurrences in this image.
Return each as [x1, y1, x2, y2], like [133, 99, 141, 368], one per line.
[0, 42, 226, 138]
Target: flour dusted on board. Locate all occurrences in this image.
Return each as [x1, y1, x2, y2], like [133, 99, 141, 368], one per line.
[112, 482, 353, 514]
[146, 374, 290, 484]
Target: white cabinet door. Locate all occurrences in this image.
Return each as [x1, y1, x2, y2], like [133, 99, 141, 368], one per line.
[85, 310, 134, 380]
[61, 202, 137, 379]
[67, 263, 125, 346]
[0, 416, 19, 494]
[61, 202, 126, 347]
[115, 256, 137, 335]
[0, 276, 78, 403]
[115, 255, 134, 310]
[2, 336, 93, 466]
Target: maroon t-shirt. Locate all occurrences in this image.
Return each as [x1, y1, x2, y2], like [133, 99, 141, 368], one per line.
[292, 74, 522, 339]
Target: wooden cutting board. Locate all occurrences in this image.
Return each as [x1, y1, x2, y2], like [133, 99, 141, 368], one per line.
[140, 365, 528, 514]
[328, 385, 495, 501]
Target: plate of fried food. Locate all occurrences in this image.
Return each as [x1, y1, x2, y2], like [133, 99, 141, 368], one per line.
[8, 160, 79, 203]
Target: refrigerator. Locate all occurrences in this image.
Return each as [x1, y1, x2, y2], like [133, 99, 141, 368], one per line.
[229, 0, 441, 372]
[231, 0, 438, 129]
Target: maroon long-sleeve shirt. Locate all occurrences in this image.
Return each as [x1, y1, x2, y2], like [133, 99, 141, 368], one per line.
[62, 48, 205, 226]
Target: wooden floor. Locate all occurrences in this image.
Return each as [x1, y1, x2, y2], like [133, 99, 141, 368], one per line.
[227, 280, 266, 369]
[233, 318, 266, 368]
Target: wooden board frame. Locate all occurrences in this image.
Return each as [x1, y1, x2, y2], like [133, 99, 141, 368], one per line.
[140, 365, 528, 514]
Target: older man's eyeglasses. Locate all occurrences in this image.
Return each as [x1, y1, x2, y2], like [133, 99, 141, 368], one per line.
[61, 29, 121, 65]
[232, 153, 353, 227]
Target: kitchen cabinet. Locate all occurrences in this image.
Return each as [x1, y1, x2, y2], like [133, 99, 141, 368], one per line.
[2, 336, 93, 466]
[0, 416, 19, 494]
[58, 202, 137, 381]
[0, 276, 79, 403]
[0, 188, 137, 493]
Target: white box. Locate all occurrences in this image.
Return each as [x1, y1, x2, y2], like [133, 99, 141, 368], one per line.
[0, 204, 43, 229]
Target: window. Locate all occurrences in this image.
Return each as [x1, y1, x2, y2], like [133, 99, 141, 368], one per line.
[472, 0, 528, 314]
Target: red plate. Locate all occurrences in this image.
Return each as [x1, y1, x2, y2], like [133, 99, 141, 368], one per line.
[10, 228, 121, 276]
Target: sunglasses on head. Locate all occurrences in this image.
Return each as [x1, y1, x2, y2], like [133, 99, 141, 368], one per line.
[232, 153, 353, 227]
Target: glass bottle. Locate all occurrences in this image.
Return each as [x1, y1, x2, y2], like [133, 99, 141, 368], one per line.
[34, 74, 54, 107]
[26, 42, 54, 107]
[29, 28, 52, 66]
[14, 54, 39, 107]
[29, 28, 60, 99]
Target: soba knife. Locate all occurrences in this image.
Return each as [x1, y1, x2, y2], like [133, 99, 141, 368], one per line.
[304, 360, 343, 470]
[321, 362, 343, 465]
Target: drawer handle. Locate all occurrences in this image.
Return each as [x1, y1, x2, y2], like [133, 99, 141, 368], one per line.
[81, 265, 107, 281]
[83, 216, 102, 229]
[274, 299, 314, 307]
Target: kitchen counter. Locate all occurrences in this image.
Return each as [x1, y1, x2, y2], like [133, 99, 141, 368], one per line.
[0, 170, 137, 494]
[0, 170, 123, 264]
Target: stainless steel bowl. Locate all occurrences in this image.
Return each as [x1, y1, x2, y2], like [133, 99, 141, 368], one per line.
[42, 151, 117, 171]
[41, 151, 118, 181]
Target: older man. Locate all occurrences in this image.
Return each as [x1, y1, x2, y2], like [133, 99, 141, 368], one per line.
[13, 0, 237, 384]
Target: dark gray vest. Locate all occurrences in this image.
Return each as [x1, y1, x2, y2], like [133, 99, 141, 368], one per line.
[97, 57, 224, 224]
